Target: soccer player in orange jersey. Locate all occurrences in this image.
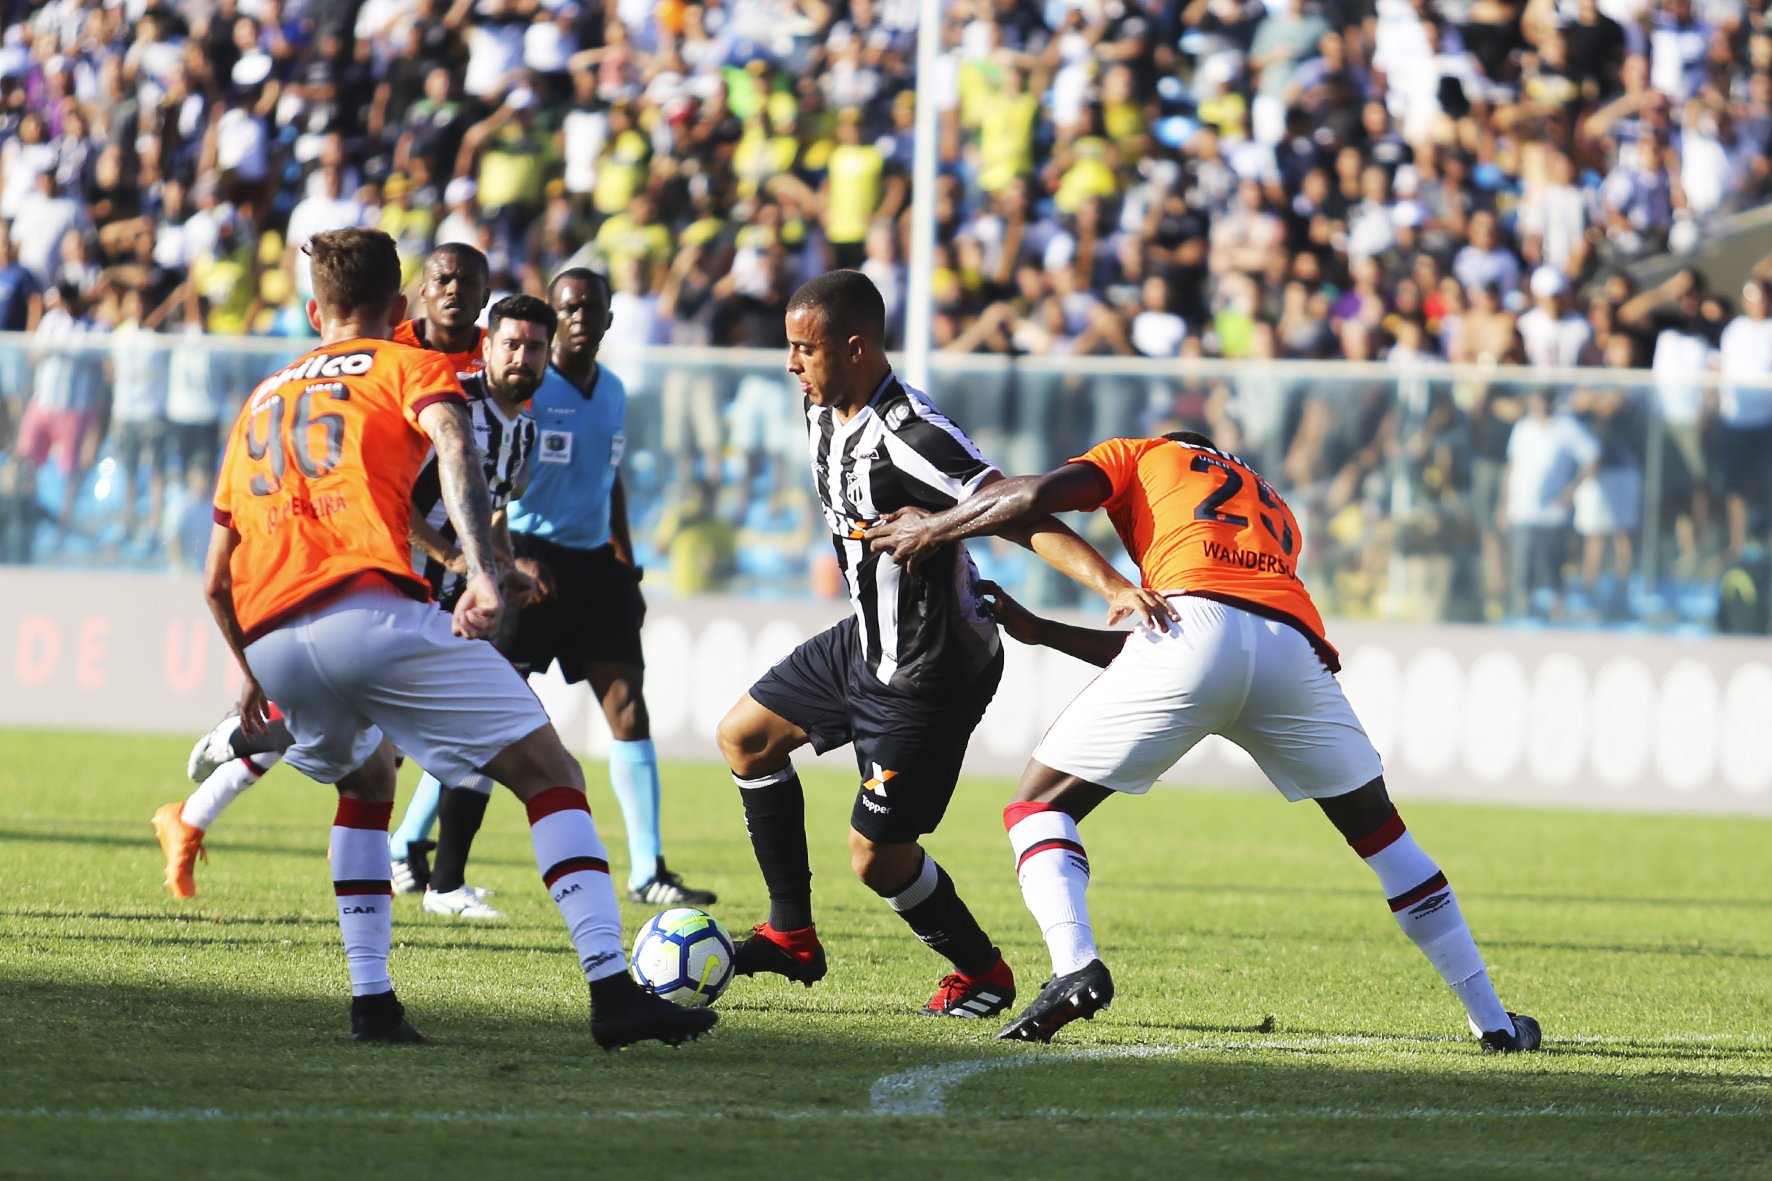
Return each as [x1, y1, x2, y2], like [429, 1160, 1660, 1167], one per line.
[202, 227, 714, 1050]
[393, 242, 489, 381]
[866, 431, 1541, 1053]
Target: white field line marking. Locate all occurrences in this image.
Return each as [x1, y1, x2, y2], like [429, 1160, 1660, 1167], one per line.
[870, 1045, 1175, 1116]
[3, 1033, 1764, 1127]
[867, 1034, 1772, 1118]
[0, 1101, 1763, 1125]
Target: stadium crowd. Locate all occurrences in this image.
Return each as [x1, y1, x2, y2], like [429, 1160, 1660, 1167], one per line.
[1, 0, 1770, 628]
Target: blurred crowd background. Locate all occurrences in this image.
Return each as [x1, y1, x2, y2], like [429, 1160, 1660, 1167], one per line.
[2, 0, 1771, 634]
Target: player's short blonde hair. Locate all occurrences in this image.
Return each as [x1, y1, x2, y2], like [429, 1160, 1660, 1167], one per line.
[306, 228, 402, 316]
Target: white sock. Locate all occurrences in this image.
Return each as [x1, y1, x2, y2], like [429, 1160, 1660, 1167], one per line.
[330, 798, 394, 997]
[1005, 804, 1097, 977]
[1351, 810, 1511, 1034]
[525, 787, 625, 981]
[182, 752, 280, 832]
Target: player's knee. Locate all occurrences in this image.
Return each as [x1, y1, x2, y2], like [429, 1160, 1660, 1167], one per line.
[715, 707, 762, 772]
[848, 831, 918, 893]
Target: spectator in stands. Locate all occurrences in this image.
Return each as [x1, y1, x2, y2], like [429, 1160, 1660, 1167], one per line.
[18, 282, 104, 530]
[1718, 277, 1772, 558]
[1518, 267, 1594, 369]
[1621, 267, 1721, 570]
[1498, 387, 1603, 620]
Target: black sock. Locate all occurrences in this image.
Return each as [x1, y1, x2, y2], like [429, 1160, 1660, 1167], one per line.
[885, 853, 996, 977]
[735, 766, 813, 931]
[429, 787, 489, 894]
[232, 717, 293, 758]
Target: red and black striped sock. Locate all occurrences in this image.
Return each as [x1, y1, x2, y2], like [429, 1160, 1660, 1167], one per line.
[1350, 808, 1510, 1033]
[1005, 801, 1097, 977]
[527, 787, 624, 982]
[330, 797, 394, 997]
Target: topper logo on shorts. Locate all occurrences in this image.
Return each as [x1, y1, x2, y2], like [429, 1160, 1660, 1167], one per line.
[863, 765, 897, 797]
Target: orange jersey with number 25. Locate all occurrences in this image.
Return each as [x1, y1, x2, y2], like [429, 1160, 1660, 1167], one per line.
[1072, 436, 1339, 670]
[214, 338, 466, 641]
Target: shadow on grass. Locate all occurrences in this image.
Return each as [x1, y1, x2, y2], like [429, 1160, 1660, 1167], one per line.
[2, 976, 1766, 1181]
[1151, 878, 1772, 911]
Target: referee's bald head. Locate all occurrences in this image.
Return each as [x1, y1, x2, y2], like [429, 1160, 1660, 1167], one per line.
[787, 270, 887, 350]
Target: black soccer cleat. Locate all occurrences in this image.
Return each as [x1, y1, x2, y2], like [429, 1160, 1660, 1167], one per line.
[1479, 1012, 1542, 1054]
[628, 858, 718, 907]
[731, 923, 827, 987]
[350, 990, 428, 1044]
[589, 973, 719, 1050]
[996, 959, 1115, 1043]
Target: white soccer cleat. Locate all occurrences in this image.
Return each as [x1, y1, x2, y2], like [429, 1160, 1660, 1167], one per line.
[421, 885, 505, 920]
[186, 713, 239, 784]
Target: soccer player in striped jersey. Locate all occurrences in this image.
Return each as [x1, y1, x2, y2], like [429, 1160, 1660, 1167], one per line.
[866, 431, 1541, 1053]
[400, 293, 549, 919]
[715, 270, 1171, 1018]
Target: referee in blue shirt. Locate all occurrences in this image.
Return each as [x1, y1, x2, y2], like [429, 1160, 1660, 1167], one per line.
[505, 268, 715, 906]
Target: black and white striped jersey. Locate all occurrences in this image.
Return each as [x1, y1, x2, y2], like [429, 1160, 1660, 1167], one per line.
[806, 372, 1002, 692]
[410, 373, 537, 604]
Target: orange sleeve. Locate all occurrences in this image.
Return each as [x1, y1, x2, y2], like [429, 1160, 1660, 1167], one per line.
[211, 425, 241, 528]
[1070, 438, 1146, 505]
[400, 349, 467, 430]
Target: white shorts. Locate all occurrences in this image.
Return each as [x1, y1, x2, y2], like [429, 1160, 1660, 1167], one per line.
[244, 582, 550, 785]
[1031, 596, 1383, 802]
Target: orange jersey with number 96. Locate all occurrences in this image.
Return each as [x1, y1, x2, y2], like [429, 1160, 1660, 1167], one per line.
[214, 338, 466, 642]
[1073, 436, 1339, 670]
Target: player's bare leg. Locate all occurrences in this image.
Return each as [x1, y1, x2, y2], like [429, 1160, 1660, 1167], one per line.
[329, 740, 423, 1043]
[717, 694, 827, 985]
[849, 829, 1017, 1018]
[1317, 777, 1540, 1052]
[480, 723, 717, 1049]
[997, 762, 1115, 1042]
[585, 659, 715, 906]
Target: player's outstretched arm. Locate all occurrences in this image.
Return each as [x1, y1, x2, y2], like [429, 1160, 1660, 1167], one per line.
[201, 522, 272, 736]
[419, 399, 504, 639]
[866, 464, 1175, 629]
[979, 581, 1126, 669]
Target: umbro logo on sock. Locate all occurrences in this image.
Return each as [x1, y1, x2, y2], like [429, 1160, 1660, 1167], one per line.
[1409, 892, 1453, 918]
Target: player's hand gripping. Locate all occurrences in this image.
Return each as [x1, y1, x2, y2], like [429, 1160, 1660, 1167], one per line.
[978, 580, 1043, 646]
[453, 570, 506, 640]
[514, 557, 554, 603]
[1105, 584, 1178, 631]
[236, 674, 273, 739]
[865, 506, 941, 574]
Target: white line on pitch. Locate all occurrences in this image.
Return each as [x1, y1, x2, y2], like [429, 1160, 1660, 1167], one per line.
[0, 1102, 1762, 1125]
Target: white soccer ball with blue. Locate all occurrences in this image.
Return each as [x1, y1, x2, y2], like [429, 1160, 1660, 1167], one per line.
[629, 907, 736, 1007]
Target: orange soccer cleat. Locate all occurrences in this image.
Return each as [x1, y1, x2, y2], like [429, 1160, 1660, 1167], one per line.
[151, 802, 207, 899]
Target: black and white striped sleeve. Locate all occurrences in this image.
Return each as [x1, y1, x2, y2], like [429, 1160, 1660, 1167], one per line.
[878, 390, 999, 509]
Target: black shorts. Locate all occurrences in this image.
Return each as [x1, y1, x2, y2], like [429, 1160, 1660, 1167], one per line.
[504, 535, 645, 680]
[749, 617, 1004, 843]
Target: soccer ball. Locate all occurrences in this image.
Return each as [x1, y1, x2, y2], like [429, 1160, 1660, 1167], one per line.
[628, 907, 736, 1007]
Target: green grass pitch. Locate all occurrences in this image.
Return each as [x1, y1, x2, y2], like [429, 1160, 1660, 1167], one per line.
[2, 728, 1768, 1179]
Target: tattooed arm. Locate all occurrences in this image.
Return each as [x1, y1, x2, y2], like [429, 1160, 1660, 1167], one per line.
[418, 399, 503, 639]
